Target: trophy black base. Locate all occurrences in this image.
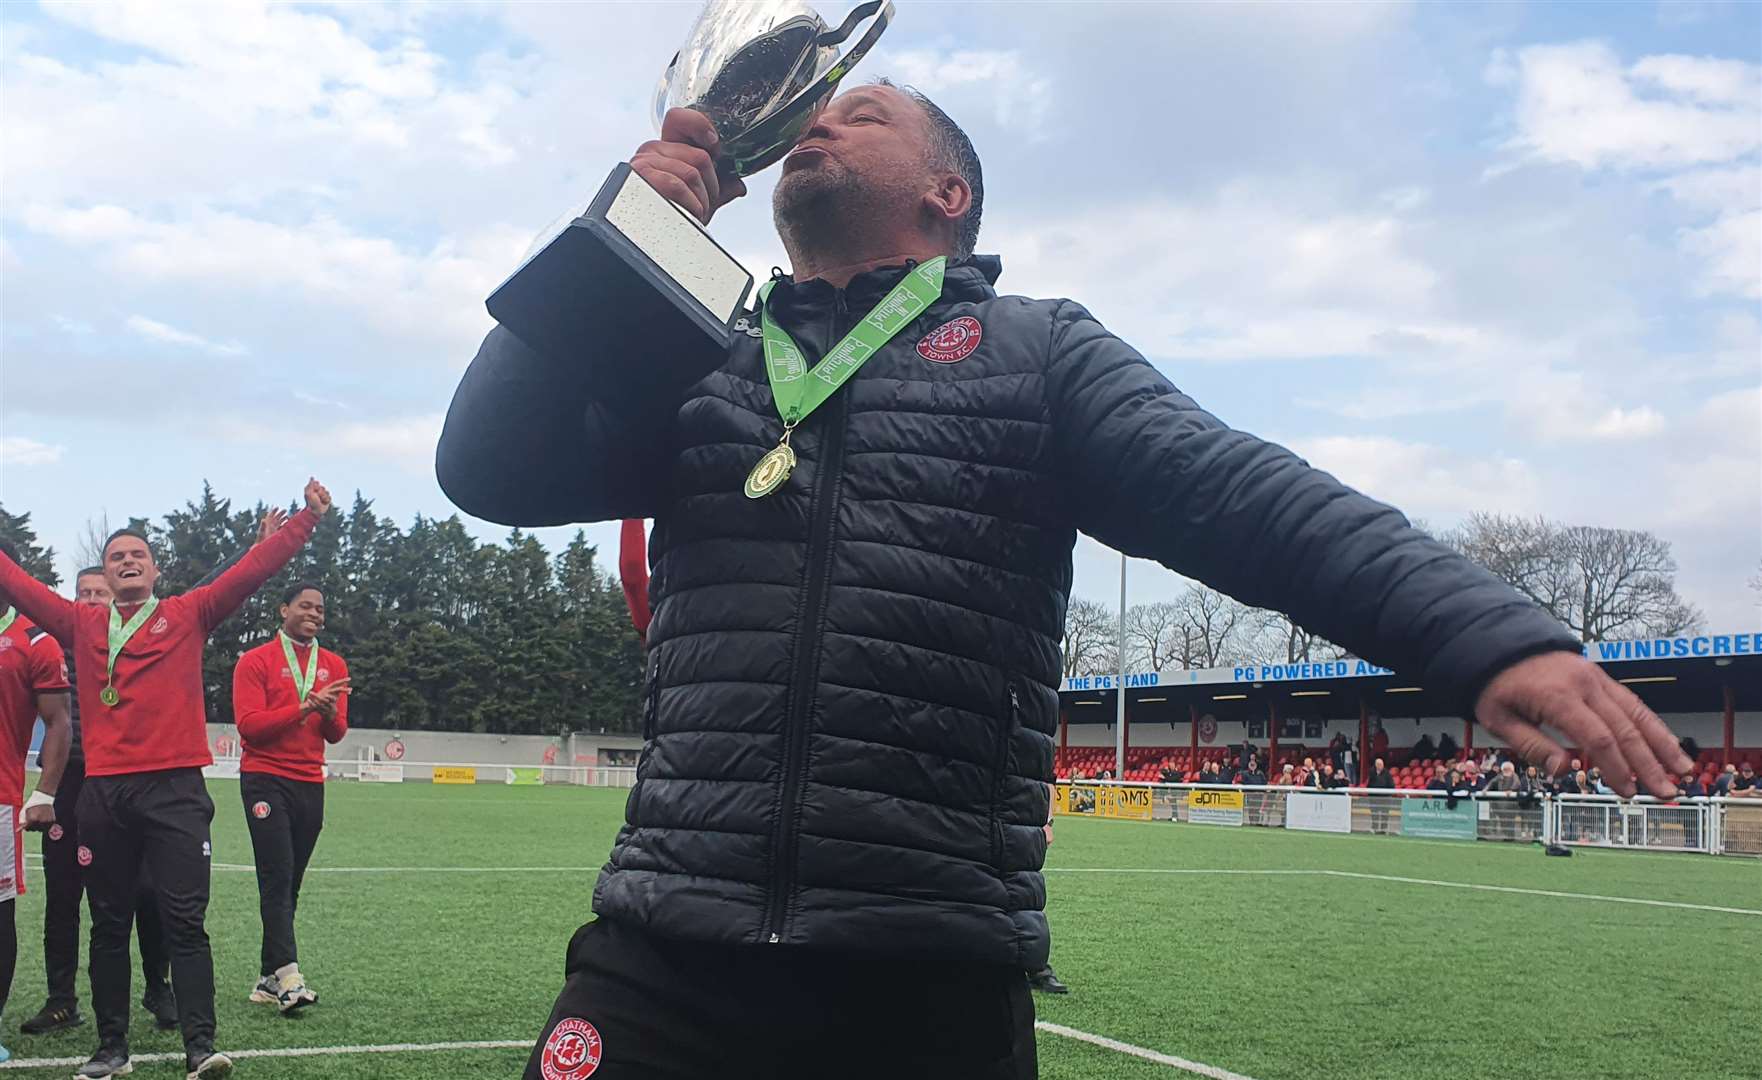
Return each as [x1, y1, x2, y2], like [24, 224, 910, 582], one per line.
[487, 163, 754, 402]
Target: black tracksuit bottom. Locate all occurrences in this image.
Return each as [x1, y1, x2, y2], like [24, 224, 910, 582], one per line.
[41, 759, 171, 1010]
[77, 768, 217, 1056]
[238, 772, 324, 977]
[525, 919, 1037, 1080]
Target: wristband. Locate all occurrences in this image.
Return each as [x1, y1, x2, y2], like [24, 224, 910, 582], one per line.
[24, 789, 56, 812]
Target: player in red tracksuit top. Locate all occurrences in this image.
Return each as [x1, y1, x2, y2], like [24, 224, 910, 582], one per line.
[0, 539, 74, 1064]
[232, 582, 349, 1015]
[0, 478, 334, 1080]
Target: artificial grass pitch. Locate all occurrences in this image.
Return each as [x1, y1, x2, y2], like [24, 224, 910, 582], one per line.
[1, 782, 1754, 1078]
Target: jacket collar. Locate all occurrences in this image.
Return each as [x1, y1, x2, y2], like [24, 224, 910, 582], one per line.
[764, 254, 1001, 326]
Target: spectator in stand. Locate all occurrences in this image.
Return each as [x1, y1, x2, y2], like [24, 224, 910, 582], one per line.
[1587, 768, 1611, 794]
[1310, 763, 1330, 791]
[1294, 757, 1315, 787]
[1709, 764, 1735, 796]
[1436, 731, 1459, 762]
[1368, 759, 1394, 834]
[1277, 763, 1296, 787]
[1238, 756, 1265, 786]
[1569, 757, 1583, 777]
[1425, 764, 1448, 790]
[1555, 769, 1579, 795]
[1733, 762, 1759, 796]
[1678, 771, 1705, 798]
[1574, 769, 1594, 794]
[1487, 761, 1522, 840]
[1410, 733, 1437, 762]
[1369, 721, 1389, 766]
[1327, 733, 1347, 774]
[1158, 760, 1181, 785]
[1467, 762, 1491, 793]
[1521, 764, 1545, 794]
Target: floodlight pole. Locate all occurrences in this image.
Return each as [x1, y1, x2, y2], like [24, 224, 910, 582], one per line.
[1116, 552, 1127, 778]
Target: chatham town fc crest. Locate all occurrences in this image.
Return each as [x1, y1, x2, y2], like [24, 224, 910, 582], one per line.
[916, 316, 982, 363]
[541, 1017, 603, 1080]
[252, 802, 272, 820]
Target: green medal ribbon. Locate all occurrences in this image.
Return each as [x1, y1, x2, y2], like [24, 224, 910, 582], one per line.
[280, 631, 320, 703]
[745, 257, 947, 498]
[103, 596, 160, 706]
[0, 607, 15, 638]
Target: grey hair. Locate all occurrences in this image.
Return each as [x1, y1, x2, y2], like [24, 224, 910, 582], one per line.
[872, 77, 983, 258]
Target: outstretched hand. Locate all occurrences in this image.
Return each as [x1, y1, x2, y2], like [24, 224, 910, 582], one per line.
[1474, 651, 1693, 799]
[304, 478, 333, 516]
[257, 507, 289, 543]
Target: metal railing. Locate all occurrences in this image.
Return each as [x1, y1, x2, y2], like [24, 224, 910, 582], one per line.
[1055, 781, 1759, 857]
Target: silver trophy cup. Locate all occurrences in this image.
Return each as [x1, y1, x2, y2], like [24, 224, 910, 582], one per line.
[485, 0, 893, 387]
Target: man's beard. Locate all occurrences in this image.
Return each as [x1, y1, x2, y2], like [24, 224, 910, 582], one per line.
[773, 160, 906, 261]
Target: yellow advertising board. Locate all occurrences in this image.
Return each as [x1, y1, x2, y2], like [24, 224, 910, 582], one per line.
[1187, 788, 1244, 826]
[433, 766, 477, 785]
[1054, 783, 1153, 820]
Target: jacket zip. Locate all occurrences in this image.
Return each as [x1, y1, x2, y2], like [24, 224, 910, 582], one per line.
[767, 289, 852, 943]
[990, 684, 1019, 869]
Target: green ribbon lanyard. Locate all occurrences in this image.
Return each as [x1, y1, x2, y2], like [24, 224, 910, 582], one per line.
[0, 607, 15, 637]
[759, 256, 945, 428]
[280, 631, 320, 703]
[102, 597, 160, 706]
[744, 257, 946, 498]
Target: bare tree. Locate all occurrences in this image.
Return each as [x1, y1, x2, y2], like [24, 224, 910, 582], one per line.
[1061, 597, 1118, 677]
[1247, 609, 1349, 665]
[1172, 583, 1256, 668]
[75, 513, 115, 569]
[1445, 513, 1703, 642]
[1123, 601, 1182, 671]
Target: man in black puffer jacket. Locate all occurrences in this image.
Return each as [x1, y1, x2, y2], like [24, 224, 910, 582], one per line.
[438, 82, 1691, 1080]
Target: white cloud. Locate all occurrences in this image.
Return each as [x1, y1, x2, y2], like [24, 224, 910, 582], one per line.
[1493, 42, 1760, 171]
[0, 436, 66, 466]
[219, 413, 442, 470]
[1284, 435, 1543, 520]
[875, 48, 1053, 135]
[23, 203, 519, 352]
[125, 315, 247, 357]
[1490, 41, 1761, 300]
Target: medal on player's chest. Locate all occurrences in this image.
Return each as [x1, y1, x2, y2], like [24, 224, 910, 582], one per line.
[102, 596, 160, 708]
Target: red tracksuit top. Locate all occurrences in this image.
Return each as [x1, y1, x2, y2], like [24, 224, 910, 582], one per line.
[0, 509, 319, 777]
[0, 612, 69, 807]
[233, 636, 348, 783]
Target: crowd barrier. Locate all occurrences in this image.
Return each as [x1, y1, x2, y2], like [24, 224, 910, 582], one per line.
[1055, 781, 1762, 858]
[196, 758, 641, 788]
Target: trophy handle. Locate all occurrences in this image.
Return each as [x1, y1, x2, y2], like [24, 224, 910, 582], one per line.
[723, 0, 894, 176]
[653, 51, 681, 133]
[819, 0, 887, 49]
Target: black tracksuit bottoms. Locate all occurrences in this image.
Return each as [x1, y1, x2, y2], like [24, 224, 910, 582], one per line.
[524, 919, 1036, 1080]
[238, 772, 324, 977]
[41, 759, 170, 1010]
[77, 768, 217, 1055]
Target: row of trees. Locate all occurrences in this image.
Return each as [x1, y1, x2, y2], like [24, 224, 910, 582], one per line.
[1062, 514, 1712, 677]
[1, 488, 646, 736]
[2, 491, 1724, 726]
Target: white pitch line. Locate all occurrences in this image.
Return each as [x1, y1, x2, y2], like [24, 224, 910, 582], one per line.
[1036, 1022, 1259, 1080]
[0, 1039, 530, 1071]
[1044, 867, 1762, 916]
[0, 1028, 1251, 1076]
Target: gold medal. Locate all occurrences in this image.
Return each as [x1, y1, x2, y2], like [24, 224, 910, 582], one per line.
[745, 441, 796, 499]
[100, 685, 120, 707]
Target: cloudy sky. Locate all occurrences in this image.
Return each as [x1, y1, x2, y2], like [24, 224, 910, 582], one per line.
[2, 0, 1758, 633]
